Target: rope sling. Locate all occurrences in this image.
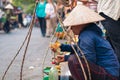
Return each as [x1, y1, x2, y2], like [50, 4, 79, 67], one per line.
[2, 0, 92, 80]
[1, 2, 37, 80]
[42, 0, 91, 80]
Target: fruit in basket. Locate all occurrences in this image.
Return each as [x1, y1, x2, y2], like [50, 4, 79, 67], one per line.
[55, 32, 65, 39]
[55, 65, 61, 70]
[50, 41, 61, 50]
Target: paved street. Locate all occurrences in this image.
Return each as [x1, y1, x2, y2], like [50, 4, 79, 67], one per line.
[0, 27, 53, 80]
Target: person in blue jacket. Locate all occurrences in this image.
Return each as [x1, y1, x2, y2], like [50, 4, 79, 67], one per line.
[51, 5, 119, 80]
[36, 0, 47, 37]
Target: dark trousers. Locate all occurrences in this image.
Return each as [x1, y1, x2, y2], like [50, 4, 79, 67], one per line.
[38, 17, 46, 37]
[3, 20, 10, 33]
[68, 54, 118, 80]
[99, 12, 120, 63]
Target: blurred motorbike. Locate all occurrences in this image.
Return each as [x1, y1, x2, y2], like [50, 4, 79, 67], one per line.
[0, 3, 18, 33]
[0, 16, 18, 33]
[0, 15, 10, 33]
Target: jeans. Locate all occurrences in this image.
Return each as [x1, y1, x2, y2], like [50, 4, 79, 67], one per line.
[38, 17, 46, 37]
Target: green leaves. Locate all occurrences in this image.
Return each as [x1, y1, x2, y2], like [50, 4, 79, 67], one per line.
[12, 0, 35, 14]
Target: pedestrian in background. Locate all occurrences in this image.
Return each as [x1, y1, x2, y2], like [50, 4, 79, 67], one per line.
[45, 0, 57, 37]
[16, 7, 24, 28]
[36, 0, 47, 37]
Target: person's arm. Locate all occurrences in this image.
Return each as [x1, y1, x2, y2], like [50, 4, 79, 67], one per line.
[59, 44, 77, 61]
[56, 54, 70, 62]
[60, 44, 77, 53]
[35, 3, 39, 16]
[45, 4, 50, 19]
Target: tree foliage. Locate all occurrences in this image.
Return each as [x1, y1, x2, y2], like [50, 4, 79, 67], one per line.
[12, 0, 35, 14]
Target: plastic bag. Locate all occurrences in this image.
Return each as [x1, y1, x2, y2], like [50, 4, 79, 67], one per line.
[49, 66, 59, 80]
[60, 62, 71, 80]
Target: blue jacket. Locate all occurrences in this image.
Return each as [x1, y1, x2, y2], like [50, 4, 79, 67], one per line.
[36, 2, 46, 18]
[60, 23, 119, 77]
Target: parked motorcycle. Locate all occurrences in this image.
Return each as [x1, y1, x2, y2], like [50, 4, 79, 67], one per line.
[0, 16, 18, 33]
[0, 15, 11, 33]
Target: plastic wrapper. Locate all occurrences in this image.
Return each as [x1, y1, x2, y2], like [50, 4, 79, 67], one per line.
[60, 62, 71, 80]
[49, 66, 59, 80]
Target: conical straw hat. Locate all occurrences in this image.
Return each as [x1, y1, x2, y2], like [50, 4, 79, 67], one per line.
[63, 4, 105, 26]
[5, 4, 14, 9]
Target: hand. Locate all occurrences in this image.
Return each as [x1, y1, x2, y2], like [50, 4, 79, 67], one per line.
[55, 55, 65, 63]
[45, 15, 50, 19]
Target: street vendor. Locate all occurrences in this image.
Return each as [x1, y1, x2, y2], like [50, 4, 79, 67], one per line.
[50, 4, 119, 80]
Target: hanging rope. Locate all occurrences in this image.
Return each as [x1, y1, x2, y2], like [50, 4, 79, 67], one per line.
[20, 2, 38, 80]
[2, 0, 91, 80]
[51, 0, 92, 80]
[41, 0, 89, 80]
[67, 33, 91, 80]
[1, 2, 38, 80]
[1, 29, 30, 80]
